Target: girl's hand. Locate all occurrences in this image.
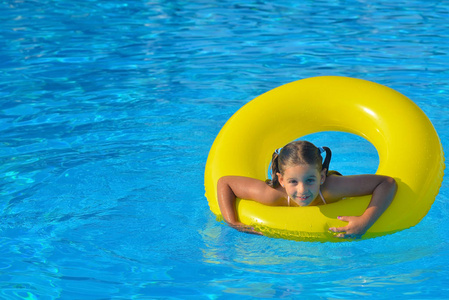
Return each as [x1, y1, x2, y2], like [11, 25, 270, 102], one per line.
[328, 216, 370, 239]
[227, 221, 263, 236]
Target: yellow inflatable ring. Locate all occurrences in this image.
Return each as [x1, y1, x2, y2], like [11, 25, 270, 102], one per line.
[204, 76, 445, 242]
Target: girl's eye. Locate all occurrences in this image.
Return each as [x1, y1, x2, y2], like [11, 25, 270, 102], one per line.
[306, 179, 316, 184]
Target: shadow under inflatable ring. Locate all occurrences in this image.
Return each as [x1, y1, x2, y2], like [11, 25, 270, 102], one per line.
[204, 76, 445, 242]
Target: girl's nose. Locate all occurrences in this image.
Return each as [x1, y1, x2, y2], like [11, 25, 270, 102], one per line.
[297, 183, 306, 194]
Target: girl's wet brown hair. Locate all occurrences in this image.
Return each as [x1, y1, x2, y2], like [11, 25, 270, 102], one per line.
[267, 140, 332, 188]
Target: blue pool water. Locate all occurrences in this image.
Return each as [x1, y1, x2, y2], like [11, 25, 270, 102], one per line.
[1, 0, 448, 298]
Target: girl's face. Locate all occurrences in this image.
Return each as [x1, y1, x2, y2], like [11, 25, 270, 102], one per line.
[278, 164, 326, 206]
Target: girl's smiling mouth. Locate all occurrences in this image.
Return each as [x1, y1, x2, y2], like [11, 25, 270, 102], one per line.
[294, 194, 313, 205]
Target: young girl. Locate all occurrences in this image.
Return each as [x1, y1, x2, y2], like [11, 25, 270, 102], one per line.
[217, 140, 397, 239]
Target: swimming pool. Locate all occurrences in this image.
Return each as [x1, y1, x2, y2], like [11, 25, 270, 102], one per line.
[1, 0, 448, 298]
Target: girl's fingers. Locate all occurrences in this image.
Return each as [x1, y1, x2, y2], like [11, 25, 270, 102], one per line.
[335, 233, 361, 239]
[230, 224, 263, 235]
[328, 226, 347, 233]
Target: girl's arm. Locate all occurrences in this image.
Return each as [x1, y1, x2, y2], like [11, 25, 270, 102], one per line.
[326, 175, 397, 239]
[217, 176, 284, 234]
